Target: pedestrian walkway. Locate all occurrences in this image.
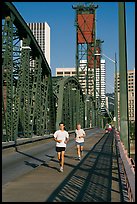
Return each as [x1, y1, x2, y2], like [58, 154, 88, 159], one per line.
[2, 129, 126, 202]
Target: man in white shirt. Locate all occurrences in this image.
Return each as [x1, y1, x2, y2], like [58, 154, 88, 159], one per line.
[54, 122, 69, 172]
[75, 124, 86, 160]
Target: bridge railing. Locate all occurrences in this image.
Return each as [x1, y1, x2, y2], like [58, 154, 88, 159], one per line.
[114, 130, 135, 202]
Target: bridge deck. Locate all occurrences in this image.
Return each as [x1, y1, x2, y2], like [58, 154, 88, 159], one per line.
[2, 129, 127, 202]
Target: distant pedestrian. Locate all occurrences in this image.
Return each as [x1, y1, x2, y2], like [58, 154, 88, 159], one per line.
[75, 124, 86, 160]
[108, 124, 112, 132]
[54, 122, 69, 172]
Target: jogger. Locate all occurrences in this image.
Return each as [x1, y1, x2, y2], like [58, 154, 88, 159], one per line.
[54, 122, 69, 172]
[75, 124, 86, 160]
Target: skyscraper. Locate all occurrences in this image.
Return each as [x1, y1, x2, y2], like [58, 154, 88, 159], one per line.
[116, 69, 135, 129]
[27, 22, 50, 67]
[96, 59, 106, 113]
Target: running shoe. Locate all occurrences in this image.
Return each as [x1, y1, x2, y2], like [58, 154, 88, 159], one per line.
[60, 166, 63, 172]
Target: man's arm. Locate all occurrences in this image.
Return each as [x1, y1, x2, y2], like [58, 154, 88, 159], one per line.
[64, 137, 69, 144]
[54, 138, 62, 143]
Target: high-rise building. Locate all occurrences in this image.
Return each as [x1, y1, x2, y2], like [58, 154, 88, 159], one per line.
[96, 59, 106, 113]
[116, 69, 135, 128]
[27, 22, 50, 66]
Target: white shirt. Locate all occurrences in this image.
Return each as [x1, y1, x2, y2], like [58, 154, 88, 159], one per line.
[54, 130, 69, 147]
[75, 129, 85, 143]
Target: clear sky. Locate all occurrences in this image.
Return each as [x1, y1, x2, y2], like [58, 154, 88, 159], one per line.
[13, 2, 135, 93]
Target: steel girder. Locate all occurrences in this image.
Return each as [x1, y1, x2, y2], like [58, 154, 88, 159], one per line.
[2, 15, 14, 141]
[52, 77, 85, 131]
[2, 2, 56, 142]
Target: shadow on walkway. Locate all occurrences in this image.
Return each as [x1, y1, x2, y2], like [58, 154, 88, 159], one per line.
[45, 132, 121, 202]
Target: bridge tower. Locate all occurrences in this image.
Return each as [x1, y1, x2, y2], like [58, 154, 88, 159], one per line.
[72, 2, 99, 127]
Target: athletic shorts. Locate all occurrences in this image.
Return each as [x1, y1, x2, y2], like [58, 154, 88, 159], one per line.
[76, 142, 84, 146]
[56, 147, 66, 152]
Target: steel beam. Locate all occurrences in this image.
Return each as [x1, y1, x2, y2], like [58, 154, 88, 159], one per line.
[12, 36, 31, 141]
[53, 77, 85, 131]
[2, 14, 15, 141]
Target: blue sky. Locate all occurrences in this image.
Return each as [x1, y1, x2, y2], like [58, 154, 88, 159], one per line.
[13, 2, 135, 93]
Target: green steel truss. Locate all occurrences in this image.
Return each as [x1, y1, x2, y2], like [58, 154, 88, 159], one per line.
[2, 14, 14, 141]
[2, 2, 56, 141]
[52, 77, 85, 131]
[2, 2, 96, 142]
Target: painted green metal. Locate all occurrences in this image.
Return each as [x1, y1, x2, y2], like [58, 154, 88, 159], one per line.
[44, 77, 56, 133]
[118, 2, 130, 156]
[2, 2, 51, 76]
[23, 37, 31, 138]
[91, 101, 95, 127]
[12, 36, 31, 141]
[2, 14, 14, 141]
[29, 57, 39, 136]
[2, 2, 56, 142]
[2, 2, 101, 142]
[34, 56, 42, 136]
[52, 77, 85, 131]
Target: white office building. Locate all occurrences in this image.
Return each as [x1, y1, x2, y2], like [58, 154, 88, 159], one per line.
[96, 59, 106, 113]
[27, 22, 50, 67]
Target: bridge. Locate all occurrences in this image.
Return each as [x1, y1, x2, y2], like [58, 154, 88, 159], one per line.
[2, 2, 135, 202]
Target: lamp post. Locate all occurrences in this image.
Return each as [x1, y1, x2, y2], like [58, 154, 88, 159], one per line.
[85, 95, 90, 128]
[94, 52, 118, 130]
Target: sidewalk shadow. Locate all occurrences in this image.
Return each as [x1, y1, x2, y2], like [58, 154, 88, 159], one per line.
[45, 131, 121, 202]
[16, 150, 46, 165]
[24, 161, 39, 168]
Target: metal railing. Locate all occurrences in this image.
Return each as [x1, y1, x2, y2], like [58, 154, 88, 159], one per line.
[115, 130, 135, 202]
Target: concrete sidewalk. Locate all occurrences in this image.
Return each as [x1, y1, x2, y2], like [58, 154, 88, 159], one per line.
[2, 129, 123, 202]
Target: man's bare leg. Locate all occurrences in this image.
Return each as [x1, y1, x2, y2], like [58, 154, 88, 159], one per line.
[57, 152, 61, 166]
[77, 144, 81, 159]
[61, 151, 65, 168]
[80, 145, 84, 157]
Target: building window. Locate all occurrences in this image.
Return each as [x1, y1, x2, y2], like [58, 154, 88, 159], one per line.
[57, 72, 63, 75]
[64, 72, 70, 75]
